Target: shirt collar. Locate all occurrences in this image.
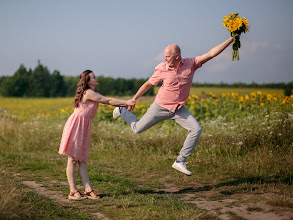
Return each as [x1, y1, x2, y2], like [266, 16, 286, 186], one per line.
[166, 59, 184, 70]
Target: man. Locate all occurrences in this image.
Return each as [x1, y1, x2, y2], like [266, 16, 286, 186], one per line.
[113, 37, 234, 175]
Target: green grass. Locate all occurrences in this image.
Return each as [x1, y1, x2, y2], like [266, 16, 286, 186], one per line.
[0, 93, 292, 219]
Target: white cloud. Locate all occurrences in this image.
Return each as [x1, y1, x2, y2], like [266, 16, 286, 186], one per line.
[205, 50, 233, 73]
[143, 52, 164, 69]
[243, 40, 269, 53]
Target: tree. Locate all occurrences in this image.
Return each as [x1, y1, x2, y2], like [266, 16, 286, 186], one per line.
[29, 61, 51, 97]
[64, 76, 79, 97]
[1, 65, 29, 97]
[49, 70, 66, 97]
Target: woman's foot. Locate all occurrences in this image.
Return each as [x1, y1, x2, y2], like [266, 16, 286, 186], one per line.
[84, 190, 100, 199]
[68, 191, 87, 200]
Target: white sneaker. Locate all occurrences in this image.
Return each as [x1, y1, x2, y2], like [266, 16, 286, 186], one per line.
[113, 107, 121, 119]
[172, 161, 192, 176]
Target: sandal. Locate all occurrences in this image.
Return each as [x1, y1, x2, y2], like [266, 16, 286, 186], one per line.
[68, 191, 87, 200]
[84, 190, 100, 199]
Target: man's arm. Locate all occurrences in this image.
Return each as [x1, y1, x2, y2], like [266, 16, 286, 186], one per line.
[132, 80, 153, 102]
[127, 80, 153, 110]
[198, 37, 234, 65]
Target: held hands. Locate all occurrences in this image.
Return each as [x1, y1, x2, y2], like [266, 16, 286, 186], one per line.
[126, 99, 136, 111]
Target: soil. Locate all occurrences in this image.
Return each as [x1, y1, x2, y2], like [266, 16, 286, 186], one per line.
[13, 171, 293, 220]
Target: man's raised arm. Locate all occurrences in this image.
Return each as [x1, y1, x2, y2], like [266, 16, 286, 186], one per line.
[198, 37, 234, 65]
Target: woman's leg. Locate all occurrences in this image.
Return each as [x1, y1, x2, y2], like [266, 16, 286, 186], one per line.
[66, 156, 78, 192]
[78, 162, 99, 198]
[78, 162, 92, 192]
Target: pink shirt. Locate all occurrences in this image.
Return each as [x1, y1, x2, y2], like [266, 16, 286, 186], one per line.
[148, 57, 202, 112]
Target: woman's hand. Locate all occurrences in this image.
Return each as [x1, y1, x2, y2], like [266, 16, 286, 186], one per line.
[126, 99, 136, 111]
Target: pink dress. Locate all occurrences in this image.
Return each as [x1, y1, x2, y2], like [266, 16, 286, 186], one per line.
[59, 91, 99, 162]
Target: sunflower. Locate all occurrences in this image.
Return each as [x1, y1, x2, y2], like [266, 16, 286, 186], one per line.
[222, 13, 249, 61]
[241, 18, 250, 32]
[227, 17, 242, 32]
[222, 13, 234, 27]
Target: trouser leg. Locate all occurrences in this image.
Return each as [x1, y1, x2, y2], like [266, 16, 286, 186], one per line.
[172, 106, 202, 163]
[120, 102, 171, 133]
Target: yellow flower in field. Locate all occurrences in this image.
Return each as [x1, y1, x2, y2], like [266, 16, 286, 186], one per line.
[257, 91, 262, 95]
[209, 92, 217, 99]
[238, 96, 245, 104]
[260, 103, 265, 107]
[191, 101, 196, 106]
[192, 95, 198, 100]
[61, 109, 65, 113]
[260, 96, 264, 102]
[281, 99, 286, 105]
[221, 93, 227, 98]
[245, 95, 249, 101]
[266, 94, 273, 103]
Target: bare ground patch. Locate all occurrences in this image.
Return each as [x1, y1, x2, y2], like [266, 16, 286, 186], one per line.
[155, 176, 293, 220]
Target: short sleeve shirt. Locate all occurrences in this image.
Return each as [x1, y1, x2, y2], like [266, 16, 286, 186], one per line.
[148, 57, 202, 112]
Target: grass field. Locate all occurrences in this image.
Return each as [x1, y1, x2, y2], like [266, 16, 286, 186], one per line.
[0, 87, 292, 219]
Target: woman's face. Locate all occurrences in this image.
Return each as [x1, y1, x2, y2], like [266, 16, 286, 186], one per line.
[88, 72, 98, 88]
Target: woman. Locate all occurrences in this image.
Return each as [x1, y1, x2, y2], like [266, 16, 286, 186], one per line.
[59, 70, 134, 200]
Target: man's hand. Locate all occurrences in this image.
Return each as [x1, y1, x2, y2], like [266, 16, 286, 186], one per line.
[127, 99, 136, 111]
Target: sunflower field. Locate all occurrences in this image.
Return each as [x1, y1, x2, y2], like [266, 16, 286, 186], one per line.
[0, 90, 291, 124]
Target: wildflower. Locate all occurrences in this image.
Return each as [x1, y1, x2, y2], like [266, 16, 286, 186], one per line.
[238, 96, 245, 104]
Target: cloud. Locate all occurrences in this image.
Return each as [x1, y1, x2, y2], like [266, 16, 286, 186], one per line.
[244, 41, 269, 53]
[154, 52, 164, 62]
[205, 50, 233, 73]
[143, 52, 164, 69]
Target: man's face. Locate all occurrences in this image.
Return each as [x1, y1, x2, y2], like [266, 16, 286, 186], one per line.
[164, 47, 178, 68]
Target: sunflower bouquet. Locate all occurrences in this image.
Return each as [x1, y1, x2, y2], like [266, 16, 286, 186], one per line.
[222, 13, 250, 61]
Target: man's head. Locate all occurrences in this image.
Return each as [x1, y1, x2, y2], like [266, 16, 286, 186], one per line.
[164, 44, 181, 68]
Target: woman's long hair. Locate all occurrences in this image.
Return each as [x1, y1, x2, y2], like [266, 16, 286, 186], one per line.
[73, 70, 92, 108]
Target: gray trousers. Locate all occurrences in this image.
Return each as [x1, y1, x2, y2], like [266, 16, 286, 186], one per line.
[120, 102, 202, 162]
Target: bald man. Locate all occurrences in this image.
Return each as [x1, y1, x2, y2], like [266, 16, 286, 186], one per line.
[113, 37, 234, 175]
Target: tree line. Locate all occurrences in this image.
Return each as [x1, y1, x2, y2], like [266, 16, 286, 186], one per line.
[0, 62, 154, 97]
[0, 62, 292, 97]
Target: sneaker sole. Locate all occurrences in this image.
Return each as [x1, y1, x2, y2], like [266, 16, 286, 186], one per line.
[113, 108, 120, 119]
[172, 164, 192, 176]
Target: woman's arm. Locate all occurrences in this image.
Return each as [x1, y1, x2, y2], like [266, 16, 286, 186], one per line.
[84, 89, 134, 106]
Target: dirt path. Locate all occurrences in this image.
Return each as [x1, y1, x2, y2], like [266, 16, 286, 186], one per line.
[16, 172, 293, 220]
[21, 179, 110, 220]
[156, 178, 293, 220]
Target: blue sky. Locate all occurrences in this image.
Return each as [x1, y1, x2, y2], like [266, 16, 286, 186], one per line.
[1, 0, 292, 83]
